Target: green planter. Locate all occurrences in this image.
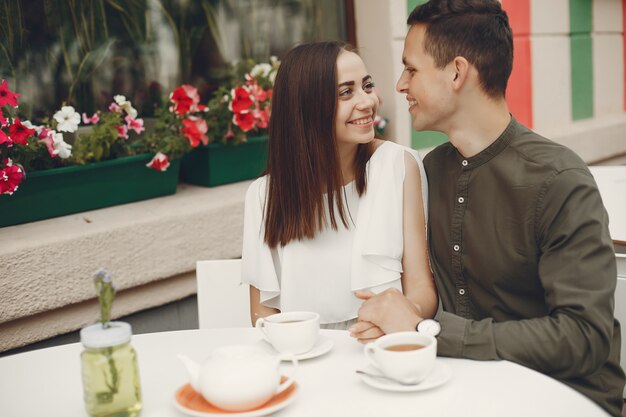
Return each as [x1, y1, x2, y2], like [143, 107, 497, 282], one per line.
[0, 153, 180, 228]
[180, 135, 268, 187]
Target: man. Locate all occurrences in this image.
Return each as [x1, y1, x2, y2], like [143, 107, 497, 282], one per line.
[349, 1, 625, 415]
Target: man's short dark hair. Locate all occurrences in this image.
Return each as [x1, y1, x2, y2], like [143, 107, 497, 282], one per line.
[408, 0, 513, 98]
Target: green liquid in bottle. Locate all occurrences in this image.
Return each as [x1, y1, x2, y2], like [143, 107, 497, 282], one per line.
[81, 323, 143, 417]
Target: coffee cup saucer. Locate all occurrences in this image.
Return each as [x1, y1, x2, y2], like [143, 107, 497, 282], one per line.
[173, 377, 298, 417]
[258, 335, 334, 360]
[357, 361, 452, 392]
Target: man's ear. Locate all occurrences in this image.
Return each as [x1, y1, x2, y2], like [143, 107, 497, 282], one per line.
[451, 57, 470, 91]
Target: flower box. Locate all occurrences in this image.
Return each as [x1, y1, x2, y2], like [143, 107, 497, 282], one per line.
[0, 153, 180, 227]
[180, 135, 268, 187]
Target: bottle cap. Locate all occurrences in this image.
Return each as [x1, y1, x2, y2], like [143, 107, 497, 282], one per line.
[80, 321, 132, 348]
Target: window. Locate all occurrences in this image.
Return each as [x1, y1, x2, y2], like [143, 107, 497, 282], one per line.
[0, 0, 352, 118]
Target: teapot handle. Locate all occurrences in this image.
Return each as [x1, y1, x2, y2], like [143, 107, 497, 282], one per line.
[276, 353, 298, 394]
[255, 317, 271, 343]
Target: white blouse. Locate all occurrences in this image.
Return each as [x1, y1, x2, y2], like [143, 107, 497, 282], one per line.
[241, 141, 428, 324]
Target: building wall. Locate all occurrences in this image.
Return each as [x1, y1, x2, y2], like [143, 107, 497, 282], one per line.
[354, 0, 626, 162]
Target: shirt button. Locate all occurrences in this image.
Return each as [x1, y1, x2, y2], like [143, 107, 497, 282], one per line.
[458, 197, 465, 203]
[453, 244, 460, 252]
[459, 289, 465, 295]
[462, 160, 468, 167]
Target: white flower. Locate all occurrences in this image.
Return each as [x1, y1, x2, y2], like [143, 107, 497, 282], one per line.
[114, 95, 138, 118]
[53, 106, 80, 133]
[52, 132, 72, 158]
[269, 71, 277, 85]
[251, 63, 272, 78]
[113, 95, 128, 106]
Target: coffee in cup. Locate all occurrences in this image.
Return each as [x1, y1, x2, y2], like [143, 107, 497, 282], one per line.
[364, 331, 436, 384]
[255, 311, 320, 354]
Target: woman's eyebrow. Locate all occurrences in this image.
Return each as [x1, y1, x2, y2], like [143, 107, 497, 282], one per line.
[338, 75, 372, 88]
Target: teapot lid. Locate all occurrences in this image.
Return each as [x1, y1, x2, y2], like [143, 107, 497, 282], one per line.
[80, 321, 132, 348]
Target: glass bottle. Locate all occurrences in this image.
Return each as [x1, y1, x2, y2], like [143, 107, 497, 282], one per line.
[80, 321, 143, 417]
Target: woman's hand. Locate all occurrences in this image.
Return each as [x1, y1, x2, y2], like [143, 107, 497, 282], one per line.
[352, 289, 423, 336]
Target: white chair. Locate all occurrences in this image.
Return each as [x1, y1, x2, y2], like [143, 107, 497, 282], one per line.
[196, 259, 251, 329]
[617, 253, 625, 277]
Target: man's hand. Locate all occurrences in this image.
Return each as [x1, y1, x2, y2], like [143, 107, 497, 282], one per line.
[352, 288, 423, 337]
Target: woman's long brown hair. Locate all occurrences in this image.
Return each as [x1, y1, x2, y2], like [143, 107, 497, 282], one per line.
[264, 41, 373, 248]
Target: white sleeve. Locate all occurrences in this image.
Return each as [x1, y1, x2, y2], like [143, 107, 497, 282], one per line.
[241, 177, 281, 307]
[351, 143, 429, 291]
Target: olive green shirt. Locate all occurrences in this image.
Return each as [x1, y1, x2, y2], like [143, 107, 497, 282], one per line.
[424, 118, 625, 416]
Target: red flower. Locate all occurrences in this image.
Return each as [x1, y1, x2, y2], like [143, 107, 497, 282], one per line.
[170, 85, 204, 116]
[233, 111, 256, 132]
[146, 152, 170, 172]
[229, 86, 254, 113]
[0, 112, 7, 127]
[170, 86, 193, 115]
[181, 117, 208, 147]
[8, 118, 36, 145]
[0, 129, 11, 147]
[0, 80, 20, 107]
[0, 161, 24, 195]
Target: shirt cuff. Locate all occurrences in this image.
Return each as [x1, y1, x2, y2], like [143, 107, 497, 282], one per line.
[437, 311, 468, 357]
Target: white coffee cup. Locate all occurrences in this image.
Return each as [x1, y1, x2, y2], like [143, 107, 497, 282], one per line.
[178, 345, 297, 411]
[255, 311, 320, 354]
[364, 331, 437, 384]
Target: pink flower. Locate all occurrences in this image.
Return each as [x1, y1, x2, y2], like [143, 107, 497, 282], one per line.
[181, 117, 208, 147]
[146, 152, 170, 172]
[8, 118, 36, 145]
[109, 102, 121, 112]
[223, 123, 235, 142]
[0, 159, 24, 195]
[229, 86, 254, 113]
[116, 125, 129, 139]
[248, 82, 268, 102]
[124, 115, 145, 135]
[39, 129, 56, 156]
[82, 112, 100, 125]
[233, 111, 256, 132]
[253, 107, 270, 129]
[0, 80, 20, 107]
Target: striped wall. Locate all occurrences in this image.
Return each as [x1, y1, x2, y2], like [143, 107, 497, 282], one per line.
[406, 0, 626, 149]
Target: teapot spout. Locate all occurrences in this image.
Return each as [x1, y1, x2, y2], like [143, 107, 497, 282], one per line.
[177, 354, 201, 393]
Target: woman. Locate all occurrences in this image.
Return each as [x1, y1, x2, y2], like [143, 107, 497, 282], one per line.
[241, 41, 437, 338]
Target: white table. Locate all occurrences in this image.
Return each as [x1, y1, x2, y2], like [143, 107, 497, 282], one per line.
[589, 166, 626, 245]
[0, 328, 609, 417]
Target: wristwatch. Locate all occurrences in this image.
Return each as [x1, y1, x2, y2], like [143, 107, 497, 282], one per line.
[416, 319, 441, 337]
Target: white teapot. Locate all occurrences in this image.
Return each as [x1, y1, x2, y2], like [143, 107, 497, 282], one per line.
[178, 345, 297, 411]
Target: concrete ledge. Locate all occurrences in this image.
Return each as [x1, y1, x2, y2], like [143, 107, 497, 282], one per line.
[0, 271, 197, 352]
[0, 181, 251, 352]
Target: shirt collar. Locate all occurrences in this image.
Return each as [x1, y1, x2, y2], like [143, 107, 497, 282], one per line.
[454, 115, 519, 170]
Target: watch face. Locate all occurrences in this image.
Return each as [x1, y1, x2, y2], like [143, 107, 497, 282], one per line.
[418, 319, 441, 336]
